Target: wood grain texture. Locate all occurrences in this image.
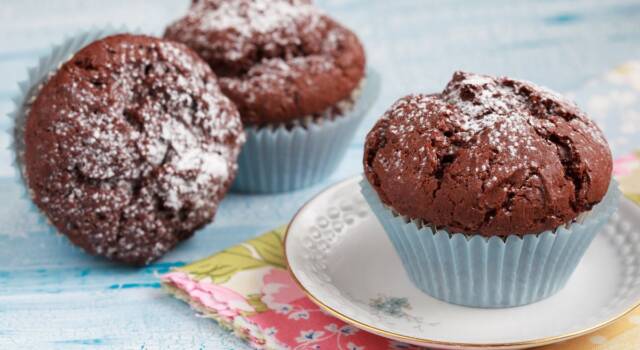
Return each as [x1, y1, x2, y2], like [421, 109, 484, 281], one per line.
[0, 0, 639, 348]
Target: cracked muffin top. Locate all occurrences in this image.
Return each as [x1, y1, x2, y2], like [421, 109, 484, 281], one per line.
[23, 34, 245, 265]
[364, 71, 612, 236]
[164, 0, 366, 126]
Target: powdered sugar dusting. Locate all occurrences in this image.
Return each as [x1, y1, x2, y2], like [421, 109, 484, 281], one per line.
[377, 71, 608, 175]
[169, 0, 324, 65]
[61, 40, 240, 209]
[195, 0, 315, 37]
[445, 72, 607, 149]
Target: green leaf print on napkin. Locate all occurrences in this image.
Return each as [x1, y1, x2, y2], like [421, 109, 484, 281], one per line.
[181, 226, 287, 283]
[245, 293, 269, 314]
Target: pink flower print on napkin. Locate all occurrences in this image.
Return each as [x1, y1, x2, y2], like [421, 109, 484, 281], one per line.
[163, 271, 254, 320]
[613, 153, 639, 177]
[261, 267, 306, 313]
[242, 267, 423, 350]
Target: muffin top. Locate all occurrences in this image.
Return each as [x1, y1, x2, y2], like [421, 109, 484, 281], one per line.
[364, 71, 612, 236]
[165, 0, 366, 126]
[23, 34, 245, 265]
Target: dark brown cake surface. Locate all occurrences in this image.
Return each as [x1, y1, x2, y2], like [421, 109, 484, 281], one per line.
[164, 0, 366, 126]
[364, 71, 612, 236]
[23, 34, 245, 265]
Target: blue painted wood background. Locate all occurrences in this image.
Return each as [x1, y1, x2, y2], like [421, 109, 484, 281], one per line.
[1, 0, 639, 348]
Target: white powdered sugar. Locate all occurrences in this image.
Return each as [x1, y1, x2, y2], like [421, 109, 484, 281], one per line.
[375, 71, 609, 177]
[195, 0, 317, 37]
[55, 40, 239, 211]
[443, 72, 607, 151]
[178, 0, 323, 62]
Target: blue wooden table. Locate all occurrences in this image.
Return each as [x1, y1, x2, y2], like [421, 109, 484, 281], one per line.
[1, 0, 639, 348]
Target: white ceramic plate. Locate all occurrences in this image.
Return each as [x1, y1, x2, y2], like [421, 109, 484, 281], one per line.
[284, 176, 640, 349]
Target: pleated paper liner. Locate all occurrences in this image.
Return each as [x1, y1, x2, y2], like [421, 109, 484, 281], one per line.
[360, 179, 620, 308]
[232, 68, 380, 193]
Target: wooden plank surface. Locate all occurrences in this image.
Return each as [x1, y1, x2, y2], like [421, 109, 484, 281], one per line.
[1, 0, 639, 348]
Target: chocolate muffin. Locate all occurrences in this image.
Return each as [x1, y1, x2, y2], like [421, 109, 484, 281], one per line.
[22, 34, 245, 265]
[364, 71, 612, 236]
[164, 0, 366, 126]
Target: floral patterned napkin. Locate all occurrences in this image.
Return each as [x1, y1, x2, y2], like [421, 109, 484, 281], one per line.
[162, 228, 421, 350]
[160, 151, 640, 350]
[615, 151, 640, 205]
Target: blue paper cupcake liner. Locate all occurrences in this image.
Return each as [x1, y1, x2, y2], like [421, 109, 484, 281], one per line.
[232, 68, 380, 193]
[360, 179, 621, 308]
[8, 28, 130, 241]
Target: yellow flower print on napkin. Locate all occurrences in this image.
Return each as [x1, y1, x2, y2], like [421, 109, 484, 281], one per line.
[181, 227, 286, 283]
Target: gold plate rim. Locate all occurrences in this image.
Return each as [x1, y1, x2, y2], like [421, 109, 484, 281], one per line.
[283, 175, 640, 349]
